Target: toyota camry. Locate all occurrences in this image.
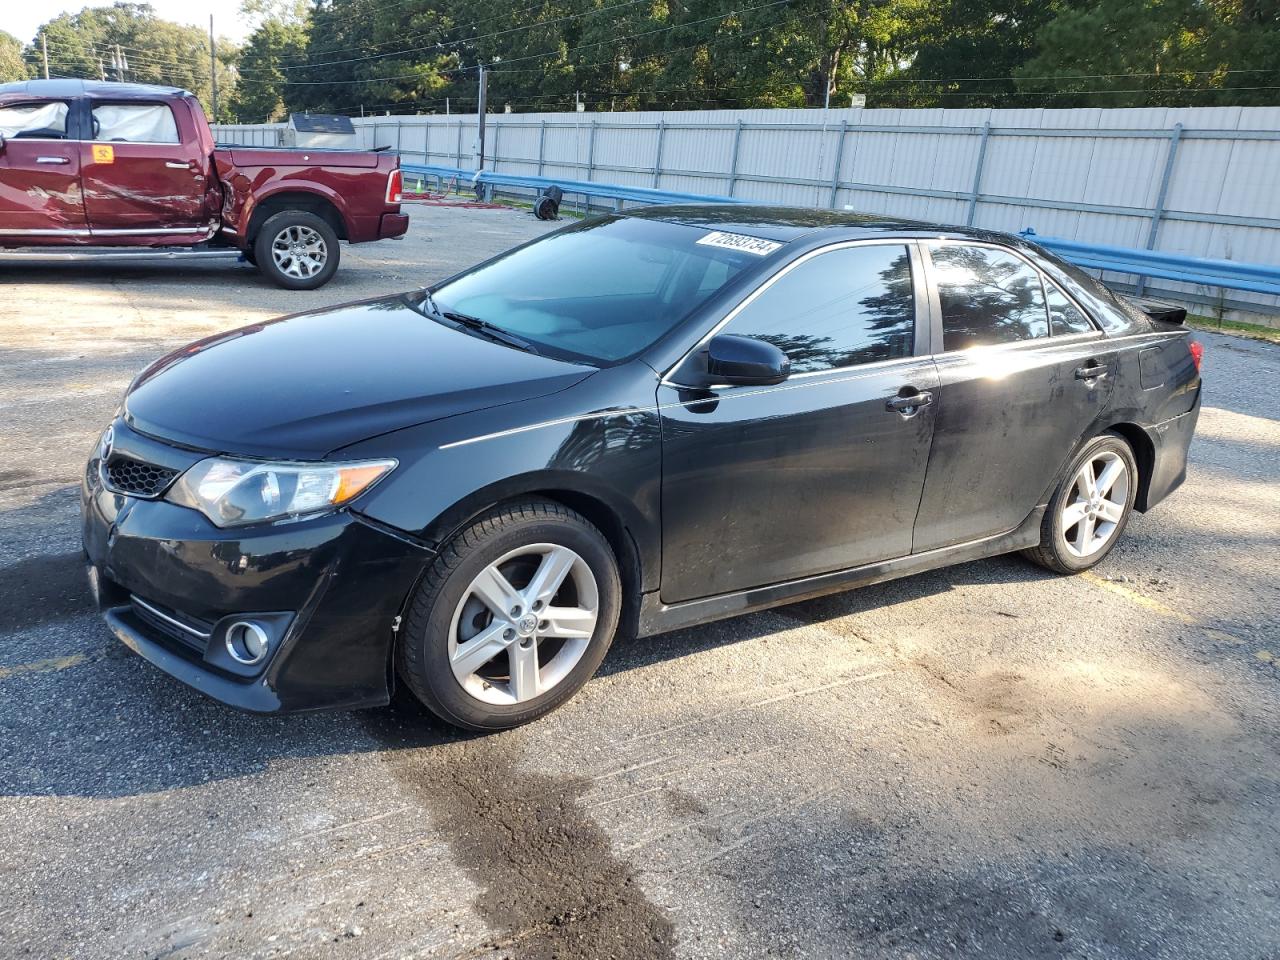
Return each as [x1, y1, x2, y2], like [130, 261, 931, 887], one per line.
[82, 206, 1202, 730]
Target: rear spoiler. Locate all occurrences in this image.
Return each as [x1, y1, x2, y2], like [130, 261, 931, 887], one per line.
[1126, 296, 1187, 325]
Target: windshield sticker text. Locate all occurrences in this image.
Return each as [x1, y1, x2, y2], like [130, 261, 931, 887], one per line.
[695, 231, 782, 257]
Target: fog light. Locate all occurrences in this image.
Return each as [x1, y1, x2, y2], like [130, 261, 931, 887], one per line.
[225, 620, 270, 665]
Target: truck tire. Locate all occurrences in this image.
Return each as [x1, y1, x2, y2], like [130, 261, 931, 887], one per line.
[253, 211, 340, 290]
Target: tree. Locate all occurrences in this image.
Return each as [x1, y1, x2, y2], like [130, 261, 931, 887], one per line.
[29, 4, 234, 118]
[229, 18, 309, 121]
[1014, 0, 1216, 106]
[0, 31, 31, 82]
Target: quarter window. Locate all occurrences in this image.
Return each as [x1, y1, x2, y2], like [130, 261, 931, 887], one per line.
[91, 103, 180, 144]
[721, 244, 916, 373]
[1045, 279, 1095, 336]
[0, 101, 69, 139]
[930, 244, 1048, 351]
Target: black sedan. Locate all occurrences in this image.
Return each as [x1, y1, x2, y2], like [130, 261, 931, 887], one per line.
[82, 206, 1202, 730]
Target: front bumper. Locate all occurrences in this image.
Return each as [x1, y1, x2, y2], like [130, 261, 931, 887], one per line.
[82, 448, 431, 714]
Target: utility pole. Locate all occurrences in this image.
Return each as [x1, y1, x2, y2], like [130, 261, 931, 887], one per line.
[41, 35, 49, 79]
[476, 64, 488, 171]
[209, 16, 218, 120]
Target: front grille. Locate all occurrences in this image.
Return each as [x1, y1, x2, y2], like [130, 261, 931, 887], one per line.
[105, 456, 178, 498]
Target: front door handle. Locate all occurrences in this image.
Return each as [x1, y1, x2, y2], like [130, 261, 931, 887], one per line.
[36, 156, 70, 165]
[1075, 362, 1108, 381]
[886, 390, 934, 414]
[166, 161, 192, 169]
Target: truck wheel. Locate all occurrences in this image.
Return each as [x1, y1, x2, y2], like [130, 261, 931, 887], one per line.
[254, 211, 340, 290]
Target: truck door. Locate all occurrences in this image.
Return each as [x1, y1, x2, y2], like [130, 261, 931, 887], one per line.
[80, 99, 210, 235]
[0, 98, 87, 239]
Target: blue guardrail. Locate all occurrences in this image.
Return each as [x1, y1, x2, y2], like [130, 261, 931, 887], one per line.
[400, 162, 1280, 298]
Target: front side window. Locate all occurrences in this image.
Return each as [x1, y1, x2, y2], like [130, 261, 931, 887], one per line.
[91, 103, 180, 143]
[429, 216, 765, 363]
[721, 244, 916, 374]
[0, 101, 69, 139]
[930, 244, 1048, 351]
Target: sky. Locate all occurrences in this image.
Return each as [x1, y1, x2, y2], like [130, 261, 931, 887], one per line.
[2, 0, 253, 46]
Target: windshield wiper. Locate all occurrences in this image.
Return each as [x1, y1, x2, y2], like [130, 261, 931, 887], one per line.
[420, 291, 539, 354]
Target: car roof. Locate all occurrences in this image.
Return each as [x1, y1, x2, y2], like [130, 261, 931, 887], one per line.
[623, 203, 1024, 246]
[0, 79, 189, 100]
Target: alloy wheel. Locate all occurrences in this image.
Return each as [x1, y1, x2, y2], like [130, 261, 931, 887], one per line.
[1061, 450, 1129, 558]
[447, 543, 599, 705]
[270, 225, 327, 279]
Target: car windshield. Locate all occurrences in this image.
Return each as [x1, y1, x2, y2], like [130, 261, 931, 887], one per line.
[424, 215, 772, 364]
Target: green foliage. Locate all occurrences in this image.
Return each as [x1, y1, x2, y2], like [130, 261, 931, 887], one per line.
[19, 0, 1280, 118]
[0, 31, 32, 82]
[27, 4, 236, 119]
[229, 18, 309, 121]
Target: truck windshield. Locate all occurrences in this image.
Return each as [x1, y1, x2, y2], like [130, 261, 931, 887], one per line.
[425, 216, 771, 364]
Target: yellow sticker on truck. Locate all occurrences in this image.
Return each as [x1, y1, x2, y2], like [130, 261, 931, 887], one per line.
[695, 231, 782, 256]
[92, 144, 114, 164]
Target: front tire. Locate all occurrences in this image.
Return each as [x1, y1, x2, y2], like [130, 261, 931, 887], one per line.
[253, 210, 340, 290]
[397, 500, 622, 731]
[1023, 432, 1138, 574]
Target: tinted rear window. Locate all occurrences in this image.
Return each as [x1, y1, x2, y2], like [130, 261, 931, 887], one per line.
[430, 216, 772, 363]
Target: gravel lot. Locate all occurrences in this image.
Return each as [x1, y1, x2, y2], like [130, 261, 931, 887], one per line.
[1, 205, 1277, 960]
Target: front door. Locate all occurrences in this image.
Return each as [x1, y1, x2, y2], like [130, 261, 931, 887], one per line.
[80, 100, 209, 234]
[658, 241, 938, 604]
[0, 99, 86, 239]
[912, 241, 1118, 552]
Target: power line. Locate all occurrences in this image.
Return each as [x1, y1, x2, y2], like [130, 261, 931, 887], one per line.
[236, 0, 794, 85]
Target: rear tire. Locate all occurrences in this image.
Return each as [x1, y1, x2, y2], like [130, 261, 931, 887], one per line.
[397, 499, 622, 731]
[253, 210, 340, 290]
[1023, 432, 1138, 574]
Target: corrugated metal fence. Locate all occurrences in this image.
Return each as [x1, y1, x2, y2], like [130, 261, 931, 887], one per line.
[214, 106, 1280, 319]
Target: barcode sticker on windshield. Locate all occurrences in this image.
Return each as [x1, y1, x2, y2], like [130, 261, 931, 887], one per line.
[695, 231, 782, 256]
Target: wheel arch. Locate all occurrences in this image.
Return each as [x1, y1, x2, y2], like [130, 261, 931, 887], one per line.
[246, 190, 349, 244]
[1098, 421, 1155, 512]
[1034, 419, 1156, 518]
[405, 472, 655, 638]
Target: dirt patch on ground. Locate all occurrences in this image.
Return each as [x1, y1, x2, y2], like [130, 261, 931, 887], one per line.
[370, 710, 675, 960]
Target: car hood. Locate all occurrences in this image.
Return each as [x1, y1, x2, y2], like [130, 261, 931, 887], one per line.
[123, 295, 596, 459]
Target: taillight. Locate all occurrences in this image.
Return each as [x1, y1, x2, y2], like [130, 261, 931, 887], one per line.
[386, 168, 403, 204]
[1189, 340, 1203, 372]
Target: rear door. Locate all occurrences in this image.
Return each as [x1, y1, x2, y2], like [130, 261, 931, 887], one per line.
[658, 241, 938, 604]
[0, 98, 86, 238]
[911, 241, 1117, 552]
[80, 99, 210, 234]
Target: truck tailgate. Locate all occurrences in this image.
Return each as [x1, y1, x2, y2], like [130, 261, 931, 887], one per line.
[215, 147, 381, 169]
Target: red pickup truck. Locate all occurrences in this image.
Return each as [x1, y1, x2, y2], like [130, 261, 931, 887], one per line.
[0, 79, 408, 289]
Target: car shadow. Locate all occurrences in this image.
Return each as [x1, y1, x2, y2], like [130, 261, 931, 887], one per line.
[0, 477, 1057, 801]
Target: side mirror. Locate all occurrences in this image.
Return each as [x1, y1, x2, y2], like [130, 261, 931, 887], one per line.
[676, 334, 791, 388]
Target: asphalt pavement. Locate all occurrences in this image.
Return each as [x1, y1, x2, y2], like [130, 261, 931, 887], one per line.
[1, 205, 1277, 960]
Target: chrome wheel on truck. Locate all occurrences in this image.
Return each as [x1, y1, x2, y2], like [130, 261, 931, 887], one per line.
[271, 224, 328, 281]
[253, 210, 341, 290]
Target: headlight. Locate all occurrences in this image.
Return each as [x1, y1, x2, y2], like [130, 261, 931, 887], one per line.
[166, 457, 396, 527]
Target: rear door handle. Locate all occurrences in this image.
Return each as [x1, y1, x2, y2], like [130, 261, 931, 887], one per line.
[886, 391, 934, 413]
[36, 156, 70, 165]
[1075, 363, 1108, 381]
